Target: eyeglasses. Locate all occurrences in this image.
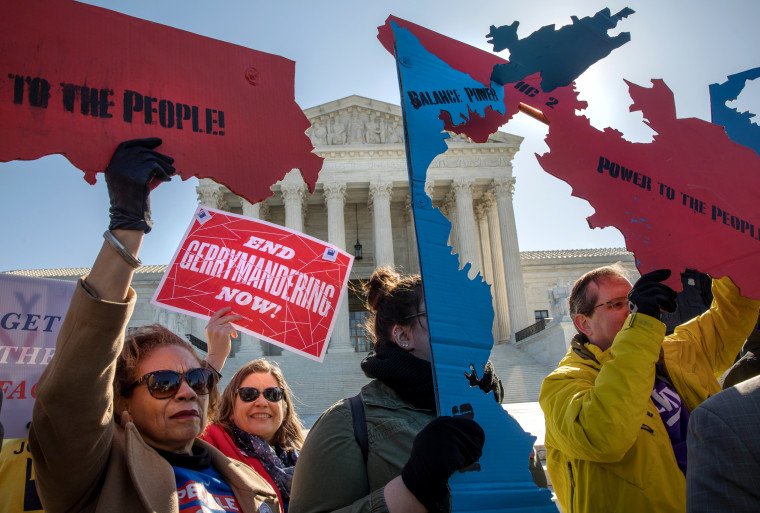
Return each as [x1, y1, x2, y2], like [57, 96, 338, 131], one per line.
[591, 297, 629, 313]
[403, 311, 427, 320]
[237, 387, 284, 403]
[129, 368, 216, 399]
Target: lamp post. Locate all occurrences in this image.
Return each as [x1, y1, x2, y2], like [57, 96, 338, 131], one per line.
[354, 203, 363, 260]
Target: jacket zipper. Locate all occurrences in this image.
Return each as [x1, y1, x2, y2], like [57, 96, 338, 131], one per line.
[567, 461, 575, 513]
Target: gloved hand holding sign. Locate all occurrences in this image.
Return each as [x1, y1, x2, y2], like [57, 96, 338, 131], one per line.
[628, 269, 678, 320]
[105, 137, 176, 233]
[402, 416, 485, 512]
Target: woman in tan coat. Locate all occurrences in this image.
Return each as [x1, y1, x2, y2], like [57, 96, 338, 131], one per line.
[29, 138, 280, 513]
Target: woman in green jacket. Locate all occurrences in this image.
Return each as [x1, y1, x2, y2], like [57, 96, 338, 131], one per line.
[290, 267, 485, 513]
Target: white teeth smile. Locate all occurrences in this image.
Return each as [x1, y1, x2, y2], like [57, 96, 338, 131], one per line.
[251, 413, 271, 418]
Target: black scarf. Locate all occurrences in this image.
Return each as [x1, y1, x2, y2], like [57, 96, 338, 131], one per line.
[360, 343, 436, 411]
[154, 445, 211, 470]
[232, 425, 298, 505]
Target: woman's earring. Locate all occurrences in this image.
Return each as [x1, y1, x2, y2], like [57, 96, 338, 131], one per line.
[394, 329, 409, 348]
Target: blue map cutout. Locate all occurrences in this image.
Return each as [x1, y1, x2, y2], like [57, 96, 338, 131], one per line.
[390, 21, 555, 512]
[710, 67, 760, 158]
[489, 7, 634, 92]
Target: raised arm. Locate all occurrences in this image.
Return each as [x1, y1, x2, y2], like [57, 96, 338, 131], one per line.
[204, 306, 244, 375]
[29, 138, 175, 511]
[666, 276, 760, 386]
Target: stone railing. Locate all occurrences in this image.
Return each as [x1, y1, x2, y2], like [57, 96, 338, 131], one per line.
[515, 317, 552, 342]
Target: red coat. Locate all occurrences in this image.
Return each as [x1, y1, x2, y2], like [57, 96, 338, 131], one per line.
[200, 424, 284, 512]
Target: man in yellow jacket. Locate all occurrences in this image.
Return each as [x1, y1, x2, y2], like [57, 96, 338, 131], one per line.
[540, 265, 760, 513]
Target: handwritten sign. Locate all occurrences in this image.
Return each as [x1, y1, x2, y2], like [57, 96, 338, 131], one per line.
[0, 274, 75, 439]
[152, 206, 353, 362]
[0, 0, 322, 204]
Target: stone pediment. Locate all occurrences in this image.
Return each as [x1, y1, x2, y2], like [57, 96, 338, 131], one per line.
[304, 95, 522, 148]
[304, 95, 404, 146]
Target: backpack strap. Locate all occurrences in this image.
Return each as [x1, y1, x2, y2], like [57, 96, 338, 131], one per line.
[348, 393, 369, 465]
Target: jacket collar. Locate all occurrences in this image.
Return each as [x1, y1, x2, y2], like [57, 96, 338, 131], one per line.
[123, 422, 178, 512]
[122, 421, 277, 513]
[361, 379, 434, 412]
[570, 334, 607, 366]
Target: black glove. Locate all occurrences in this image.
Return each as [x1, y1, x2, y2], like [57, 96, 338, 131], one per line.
[402, 416, 485, 512]
[628, 269, 678, 320]
[105, 138, 176, 233]
[465, 361, 504, 404]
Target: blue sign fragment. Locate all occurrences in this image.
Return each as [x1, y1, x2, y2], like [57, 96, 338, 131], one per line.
[489, 7, 634, 92]
[390, 21, 555, 512]
[710, 67, 760, 158]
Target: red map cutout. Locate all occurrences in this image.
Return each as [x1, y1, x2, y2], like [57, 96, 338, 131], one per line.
[0, 0, 322, 203]
[537, 79, 760, 299]
[379, 15, 760, 299]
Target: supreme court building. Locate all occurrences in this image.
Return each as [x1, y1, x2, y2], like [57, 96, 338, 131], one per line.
[194, 94, 538, 353]
[6, 96, 636, 416]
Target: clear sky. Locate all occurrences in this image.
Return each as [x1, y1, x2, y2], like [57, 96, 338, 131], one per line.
[2, 0, 759, 271]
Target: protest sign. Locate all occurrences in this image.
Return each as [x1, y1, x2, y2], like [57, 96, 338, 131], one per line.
[0, 0, 322, 205]
[379, 18, 556, 512]
[0, 274, 75, 439]
[152, 206, 354, 362]
[380, 14, 760, 300]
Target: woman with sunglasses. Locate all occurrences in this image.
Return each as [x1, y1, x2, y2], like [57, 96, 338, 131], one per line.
[290, 267, 489, 513]
[29, 138, 280, 513]
[201, 359, 305, 512]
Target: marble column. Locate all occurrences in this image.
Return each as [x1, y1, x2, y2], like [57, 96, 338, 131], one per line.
[404, 198, 420, 274]
[475, 201, 498, 342]
[475, 203, 494, 285]
[369, 181, 394, 268]
[323, 182, 352, 352]
[491, 178, 531, 338]
[241, 199, 260, 219]
[196, 178, 228, 210]
[166, 311, 182, 336]
[483, 192, 510, 342]
[280, 175, 306, 233]
[451, 178, 481, 279]
[443, 191, 459, 259]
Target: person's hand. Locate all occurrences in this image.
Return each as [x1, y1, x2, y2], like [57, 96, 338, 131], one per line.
[105, 138, 176, 233]
[628, 269, 678, 320]
[464, 361, 504, 404]
[401, 416, 485, 512]
[205, 307, 244, 374]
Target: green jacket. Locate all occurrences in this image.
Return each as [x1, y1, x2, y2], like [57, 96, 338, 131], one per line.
[290, 380, 435, 513]
[540, 277, 760, 513]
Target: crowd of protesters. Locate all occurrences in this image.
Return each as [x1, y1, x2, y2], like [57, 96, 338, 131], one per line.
[2, 138, 759, 513]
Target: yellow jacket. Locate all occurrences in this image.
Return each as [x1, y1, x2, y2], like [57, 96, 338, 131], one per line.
[540, 277, 760, 513]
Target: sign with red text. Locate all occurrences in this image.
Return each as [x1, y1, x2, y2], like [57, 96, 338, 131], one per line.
[0, 0, 322, 204]
[152, 206, 354, 362]
[0, 275, 75, 439]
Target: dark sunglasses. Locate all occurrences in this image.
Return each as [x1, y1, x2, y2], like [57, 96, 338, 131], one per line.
[128, 368, 216, 399]
[237, 386, 284, 403]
